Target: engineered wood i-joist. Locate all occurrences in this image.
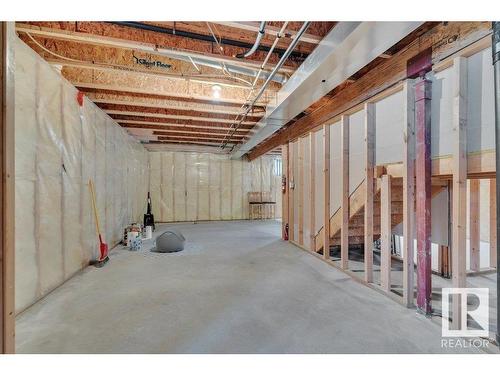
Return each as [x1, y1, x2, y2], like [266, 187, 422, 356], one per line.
[469, 179, 480, 271]
[490, 179, 497, 268]
[402, 79, 416, 307]
[451, 57, 468, 330]
[364, 103, 375, 282]
[380, 174, 392, 293]
[309, 132, 316, 251]
[323, 125, 330, 260]
[340, 115, 349, 269]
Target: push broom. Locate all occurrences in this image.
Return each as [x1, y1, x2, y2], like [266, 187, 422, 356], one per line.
[89, 179, 109, 267]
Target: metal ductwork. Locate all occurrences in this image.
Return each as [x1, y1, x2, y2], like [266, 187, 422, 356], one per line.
[231, 21, 424, 159]
[236, 21, 266, 58]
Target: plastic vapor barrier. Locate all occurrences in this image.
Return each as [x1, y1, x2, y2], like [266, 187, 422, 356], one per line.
[148, 151, 281, 222]
[15, 38, 149, 313]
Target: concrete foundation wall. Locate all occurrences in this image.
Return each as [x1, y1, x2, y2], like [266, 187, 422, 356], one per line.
[15, 37, 149, 313]
[149, 152, 281, 222]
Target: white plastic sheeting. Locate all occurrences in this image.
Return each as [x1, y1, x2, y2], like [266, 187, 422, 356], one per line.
[15, 38, 149, 313]
[149, 152, 281, 222]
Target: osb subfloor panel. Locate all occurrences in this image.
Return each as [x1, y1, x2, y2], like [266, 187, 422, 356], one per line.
[16, 221, 486, 353]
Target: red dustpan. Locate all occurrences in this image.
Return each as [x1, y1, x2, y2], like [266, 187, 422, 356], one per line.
[89, 179, 109, 267]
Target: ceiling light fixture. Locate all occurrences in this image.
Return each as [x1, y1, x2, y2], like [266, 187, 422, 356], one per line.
[212, 84, 222, 99]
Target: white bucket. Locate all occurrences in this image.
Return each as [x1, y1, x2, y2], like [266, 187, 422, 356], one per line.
[145, 226, 153, 240]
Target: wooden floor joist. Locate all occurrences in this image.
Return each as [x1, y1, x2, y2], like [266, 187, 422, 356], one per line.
[340, 115, 349, 269]
[451, 56, 468, 330]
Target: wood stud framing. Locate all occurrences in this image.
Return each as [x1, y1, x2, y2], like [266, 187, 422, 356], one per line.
[282, 144, 289, 240]
[1, 22, 15, 354]
[309, 133, 316, 251]
[289, 141, 295, 242]
[364, 103, 375, 283]
[451, 57, 468, 330]
[490, 179, 497, 268]
[380, 174, 392, 293]
[323, 124, 331, 259]
[469, 179, 480, 271]
[402, 79, 416, 307]
[298, 137, 305, 245]
[340, 115, 349, 269]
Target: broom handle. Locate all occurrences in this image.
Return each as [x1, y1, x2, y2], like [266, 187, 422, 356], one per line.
[89, 179, 102, 237]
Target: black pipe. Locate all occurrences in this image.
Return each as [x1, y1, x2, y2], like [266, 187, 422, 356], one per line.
[493, 21, 500, 345]
[108, 21, 308, 61]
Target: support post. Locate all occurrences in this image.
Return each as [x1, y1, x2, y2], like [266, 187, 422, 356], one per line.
[340, 115, 349, 269]
[451, 56, 468, 330]
[469, 179, 480, 271]
[403, 79, 416, 307]
[364, 103, 375, 282]
[309, 132, 316, 251]
[323, 124, 330, 259]
[281, 143, 289, 240]
[415, 75, 432, 316]
[490, 179, 497, 268]
[298, 137, 304, 245]
[380, 174, 392, 293]
[492, 21, 500, 344]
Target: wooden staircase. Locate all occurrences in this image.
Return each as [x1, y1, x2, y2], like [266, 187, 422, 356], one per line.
[314, 175, 446, 252]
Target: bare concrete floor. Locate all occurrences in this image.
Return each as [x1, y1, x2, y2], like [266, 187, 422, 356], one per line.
[16, 220, 488, 353]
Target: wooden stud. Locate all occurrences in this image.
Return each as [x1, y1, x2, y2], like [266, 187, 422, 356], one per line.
[340, 115, 349, 269]
[380, 174, 392, 293]
[469, 179, 480, 271]
[309, 132, 316, 251]
[1, 22, 15, 353]
[402, 79, 416, 307]
[281, 143, 289, 240]
[298, 137, 304, 245]
[364, 103, 375, 282]
[323, 124, 331, 259]
[289, 142, 295, 242]
[451, 57, 468, 330]
[490, 179, 497, 268]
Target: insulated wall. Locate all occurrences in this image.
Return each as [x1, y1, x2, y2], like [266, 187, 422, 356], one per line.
[15, 38, 149, 313]
[149, 152, 281, 222]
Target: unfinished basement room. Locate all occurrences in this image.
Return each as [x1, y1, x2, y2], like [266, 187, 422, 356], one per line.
[2, 2, 500, 363]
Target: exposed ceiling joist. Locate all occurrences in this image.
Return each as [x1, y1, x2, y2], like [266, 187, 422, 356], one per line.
[16, 23, 295, 79]
[212, 22, 323, 45]
[118, 119, 251, 132]
[105, 109, 257, 125]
